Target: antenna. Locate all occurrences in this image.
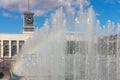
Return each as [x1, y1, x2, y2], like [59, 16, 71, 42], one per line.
[27, 0, 30, 12]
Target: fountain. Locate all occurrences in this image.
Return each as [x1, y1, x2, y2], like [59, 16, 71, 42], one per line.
[10, 1, 120, 80]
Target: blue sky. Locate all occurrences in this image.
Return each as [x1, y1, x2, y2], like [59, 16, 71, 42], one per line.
[91, 0, 120, 26]
[0, 0, 120, 33]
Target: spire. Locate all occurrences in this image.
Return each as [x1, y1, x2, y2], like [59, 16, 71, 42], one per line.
[27, 0, 30, 12]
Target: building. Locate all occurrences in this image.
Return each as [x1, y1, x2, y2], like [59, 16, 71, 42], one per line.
[0, 1, 36, 79]
[0, 11, 35, 79]
[0, 12, 35, 59]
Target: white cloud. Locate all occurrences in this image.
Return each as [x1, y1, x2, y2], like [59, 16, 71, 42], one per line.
[117, 0, 120, 3]
[33, 10, 46, 16]
[96, 13, 100, 16]
[2, 12, 11, 17]
[0, 0, 90, 16]
[104, 0, 120, 4]
[104, 0, 114, 3]
[1, 12, 18, 19]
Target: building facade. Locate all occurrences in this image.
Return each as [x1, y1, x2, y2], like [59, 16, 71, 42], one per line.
[0, 12, 35, 59]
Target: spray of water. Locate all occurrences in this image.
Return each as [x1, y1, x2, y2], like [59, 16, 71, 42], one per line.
[10, 2, 120, 80]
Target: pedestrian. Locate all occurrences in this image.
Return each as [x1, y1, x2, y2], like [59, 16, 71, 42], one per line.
[0, 72, 4, 79]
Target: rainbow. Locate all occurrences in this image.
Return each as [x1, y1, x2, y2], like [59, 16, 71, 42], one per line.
[10, 29, 66, 77]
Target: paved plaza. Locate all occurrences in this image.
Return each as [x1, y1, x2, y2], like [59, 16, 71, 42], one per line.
[0, 68, 10, 80]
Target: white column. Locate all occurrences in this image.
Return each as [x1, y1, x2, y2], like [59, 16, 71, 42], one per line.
[17, 40, 19, 54]
[1, 40, 3, 58]
[9, 40, 11, 58]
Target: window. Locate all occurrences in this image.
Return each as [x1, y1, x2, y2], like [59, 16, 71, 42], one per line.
[11, 41, 17, 56]
[19, 41, 25, 51]
[3, 40, 9, 56]
[67, 41, 76, 54]
[66, 41, 86, 55]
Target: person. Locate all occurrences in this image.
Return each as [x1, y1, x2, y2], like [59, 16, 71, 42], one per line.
[0, 72, 4, 79]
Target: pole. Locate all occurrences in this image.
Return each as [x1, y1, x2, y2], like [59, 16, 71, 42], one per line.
[28, 0, 30, 12]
